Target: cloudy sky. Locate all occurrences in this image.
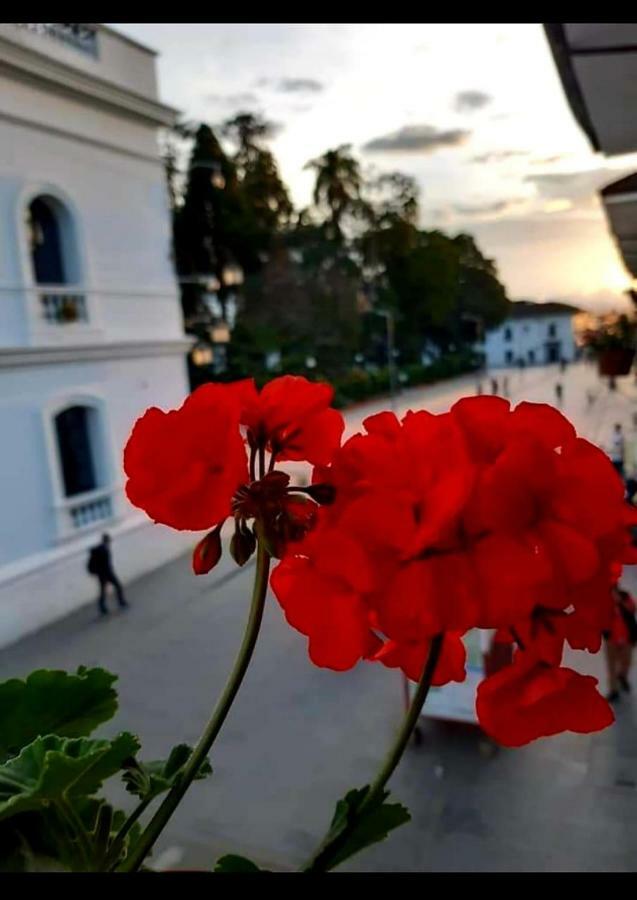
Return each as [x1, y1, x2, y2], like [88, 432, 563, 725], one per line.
[112, 22, 637, 312]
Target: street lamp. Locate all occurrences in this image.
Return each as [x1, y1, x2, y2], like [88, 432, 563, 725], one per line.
[221, 264, 244, 288]
[357, 282, 399, 410]
[375, 308, 398, 412]
[191, 341, 214, 367]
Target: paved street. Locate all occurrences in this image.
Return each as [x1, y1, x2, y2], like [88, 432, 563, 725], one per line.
[3, 361, 637, 871]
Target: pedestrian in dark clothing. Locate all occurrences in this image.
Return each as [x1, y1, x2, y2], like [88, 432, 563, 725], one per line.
[610, 422, 625, 479]
[555, 382, 563, 406]
[490, 378, 498, 395]
[87, 533, 128, 616]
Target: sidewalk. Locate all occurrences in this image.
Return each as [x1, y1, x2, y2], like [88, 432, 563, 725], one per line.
[2, 362, 637, 871]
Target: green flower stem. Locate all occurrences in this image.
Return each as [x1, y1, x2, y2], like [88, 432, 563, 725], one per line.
[120, 539, 272, 872]
[302, 633, 444, 873]
[105, 796, 152, 871]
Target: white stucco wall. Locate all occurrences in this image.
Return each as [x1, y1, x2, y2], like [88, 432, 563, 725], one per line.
[0, 26, 191, 648]
[0, 113, 179, 347]
[482, 314, 575, 368]
[0, 353, 189, 565]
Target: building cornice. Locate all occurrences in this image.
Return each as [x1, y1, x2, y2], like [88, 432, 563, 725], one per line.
[0, 109, 163, 167]
[0, 33, 178, 127]
[0, 339, 193, 368]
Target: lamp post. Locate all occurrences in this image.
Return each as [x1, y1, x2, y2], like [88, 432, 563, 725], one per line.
[358, 283, 399, 412]
[376, 308, 398, 412]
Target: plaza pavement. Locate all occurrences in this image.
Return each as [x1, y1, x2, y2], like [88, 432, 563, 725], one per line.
[2, 361, 637, 871]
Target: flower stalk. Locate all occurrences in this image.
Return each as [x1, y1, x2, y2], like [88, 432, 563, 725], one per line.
[120, 536, 272, 872]
[302, 633, 444, 873]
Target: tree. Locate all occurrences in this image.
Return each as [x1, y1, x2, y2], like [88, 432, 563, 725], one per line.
[363, 171, 419, 229]
[222, 112, 274, 176]
[223, 112, 293, 265]
[451, 234, 510, 338]
[305, 145, 364, 242]
[173, 124, 248, 324]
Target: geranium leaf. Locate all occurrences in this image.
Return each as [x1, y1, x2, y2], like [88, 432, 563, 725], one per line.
[122, 744, 212, 801]
[0, 733, 140, 823]
[0, 667, 118, 761]
[311, 785, 411, 871]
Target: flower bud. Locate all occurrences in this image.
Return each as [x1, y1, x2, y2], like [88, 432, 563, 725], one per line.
[230, 522, 257, 566]
[192, 526, 223, 575]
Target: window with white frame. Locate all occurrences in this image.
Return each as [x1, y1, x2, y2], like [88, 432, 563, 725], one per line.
[26, 194, 87, 324]
[51, 402, 114, 535]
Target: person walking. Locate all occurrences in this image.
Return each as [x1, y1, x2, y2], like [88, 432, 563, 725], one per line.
[502, 376, 509, 397]
[610, 423, 625, 478]
[555, 382, 563, 406]
[604, 586, 637, 702]
[490, 377, 498, 395]
[476, 381, 483, 396]
[87, 533, 128, 616]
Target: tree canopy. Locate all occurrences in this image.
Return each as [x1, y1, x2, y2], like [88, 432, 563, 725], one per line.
[165, 114, 510, 383]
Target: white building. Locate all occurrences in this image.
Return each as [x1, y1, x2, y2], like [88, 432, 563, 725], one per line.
[0, 24, 194, 648]
[481, 301, 578, 369]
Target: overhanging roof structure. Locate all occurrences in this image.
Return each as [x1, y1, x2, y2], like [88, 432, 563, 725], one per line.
[544, 24, 637, 156]
[601, 174, 637, 278]
[545, 24, 637, 284]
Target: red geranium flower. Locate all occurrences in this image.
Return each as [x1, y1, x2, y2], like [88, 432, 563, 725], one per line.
[271, 393, 632, 748]
[240, 375, 344, 466]
[476, 654, 614, 746]
[373, 632, 467, 685]
[271, 527, 382, 670]
[124, 383, 248, 531]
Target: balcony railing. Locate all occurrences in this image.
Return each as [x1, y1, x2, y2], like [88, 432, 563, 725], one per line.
[15, 23, 99, 57]
[40, 289, 88, 324]
[56, 488, 114, 540]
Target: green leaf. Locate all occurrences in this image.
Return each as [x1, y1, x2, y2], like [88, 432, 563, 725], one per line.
[311, 785, 410, 871]
[122, 744, 212, 802]
[0, 732, 140, 823]
[0, 800, 136, 872]
[214, 854, 262, 872]
[0, 667, 118, 761]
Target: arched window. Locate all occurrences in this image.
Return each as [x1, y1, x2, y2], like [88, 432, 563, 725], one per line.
[28, 197, 68, 284]
[25, 193, 87, 324]
[54, 405, 99, 497]
[548, 322, 556, 337]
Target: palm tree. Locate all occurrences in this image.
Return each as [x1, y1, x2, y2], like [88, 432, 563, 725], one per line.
[305, 145, 363, 241]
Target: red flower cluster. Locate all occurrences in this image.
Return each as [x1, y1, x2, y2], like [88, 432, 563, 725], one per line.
[124, 375, 344, 568]
[271, 397, 637, 745]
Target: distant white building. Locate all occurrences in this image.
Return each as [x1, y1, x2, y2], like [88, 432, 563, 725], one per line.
[480, 301, 579, 369]
[0, 24, 194, 648]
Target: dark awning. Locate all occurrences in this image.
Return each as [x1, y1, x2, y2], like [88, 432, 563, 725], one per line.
[601, 174, 637, 277]
[544, 24, 637, 156]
